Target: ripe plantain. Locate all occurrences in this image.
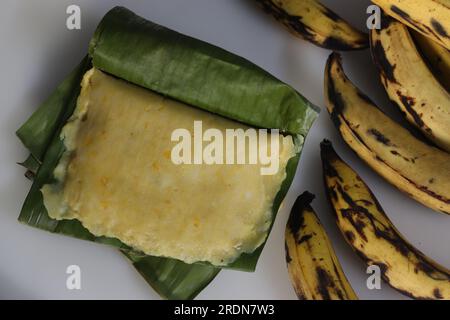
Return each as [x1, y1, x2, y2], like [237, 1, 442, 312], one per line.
[370, 17, 450, 152]
[324, 52, 450, 214]
[372, 0, 450, 50]
[412, 30, 450, 92]
[285, 191, 358, 300]
[254, 0, 368, 50]
[321, 140, 450, 299]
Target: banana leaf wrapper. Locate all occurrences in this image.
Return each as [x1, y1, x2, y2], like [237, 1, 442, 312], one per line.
[16, 7, 318, 299]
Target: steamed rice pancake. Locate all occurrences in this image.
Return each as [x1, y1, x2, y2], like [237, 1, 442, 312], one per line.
[41, 68, 296, 266]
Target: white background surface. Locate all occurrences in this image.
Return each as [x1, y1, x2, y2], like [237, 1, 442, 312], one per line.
[1, 0, 449, 300]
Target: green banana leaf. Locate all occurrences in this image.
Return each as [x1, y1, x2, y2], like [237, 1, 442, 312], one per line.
[17, 6, 318, 299]
[123, 251, 220, 300]
[89, 7, 318, 136]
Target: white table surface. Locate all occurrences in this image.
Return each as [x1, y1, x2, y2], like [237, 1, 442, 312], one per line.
[1, 0, 449, 300]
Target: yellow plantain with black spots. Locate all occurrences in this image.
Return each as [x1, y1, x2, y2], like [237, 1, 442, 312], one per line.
[372, 0, 450, 50]
[324, 52, 450, 214]
[370, 18, 450, 152]
[321, 140, 450, 299]
[255, 0, 368, 50]
[412, 29, 450, 92]
[285, 191, 358, 300]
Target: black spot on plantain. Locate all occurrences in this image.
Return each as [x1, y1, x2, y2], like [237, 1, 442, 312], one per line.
[376, 227, 410, 256]
[320, 140, 343, 181]
[285, 242, 292, 263]
[288, 191, 315, 238]
[257, 0, 319, 45]
[358, 199, 373, 207]
[330, 264, 349, 300]
[326, 53, 348, 128]
[390, 5, 429, 36]
[390, 5, 411, 21]
[372, 40, 397, 83]
[295, 291, 307, 300]
[396, 92, 427, 128]
[390, 150, 414, 163]
[329, 88, 345, 128]
[431, 19, 449, 39]
[321, 7, 369, 50]
[376, 262, 389, 276]
[316, 267, 335, 300]
[337, 185, 371, 240]
[367, 129, 392, 146]
[335, 288, 345, 300]
[418, 185, 450, 204]
[298, 234, 313, 244]
[341, 208, 368, 242]
[433, 288, 443, 299]
[344, 231, 356, 243]
[329, 186, 339, 201]
[323, 36, 368, 51]
[287, 17, 317, 42]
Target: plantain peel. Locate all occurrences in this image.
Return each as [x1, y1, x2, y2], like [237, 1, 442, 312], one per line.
[255, 0, 368, 50]
[285, 192, 358, 300]
[321, 140, 450, 300]
[371, 17, 450, 152]
[372, 0, 450, 51]
[324, 52, 450, 215]
[41, 68, 296, 266]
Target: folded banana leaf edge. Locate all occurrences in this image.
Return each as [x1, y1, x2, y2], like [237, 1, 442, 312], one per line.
[16, 6, 318, 299]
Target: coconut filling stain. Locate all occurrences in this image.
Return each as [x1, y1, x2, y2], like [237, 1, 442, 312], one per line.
[41, 68, 296, 266]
